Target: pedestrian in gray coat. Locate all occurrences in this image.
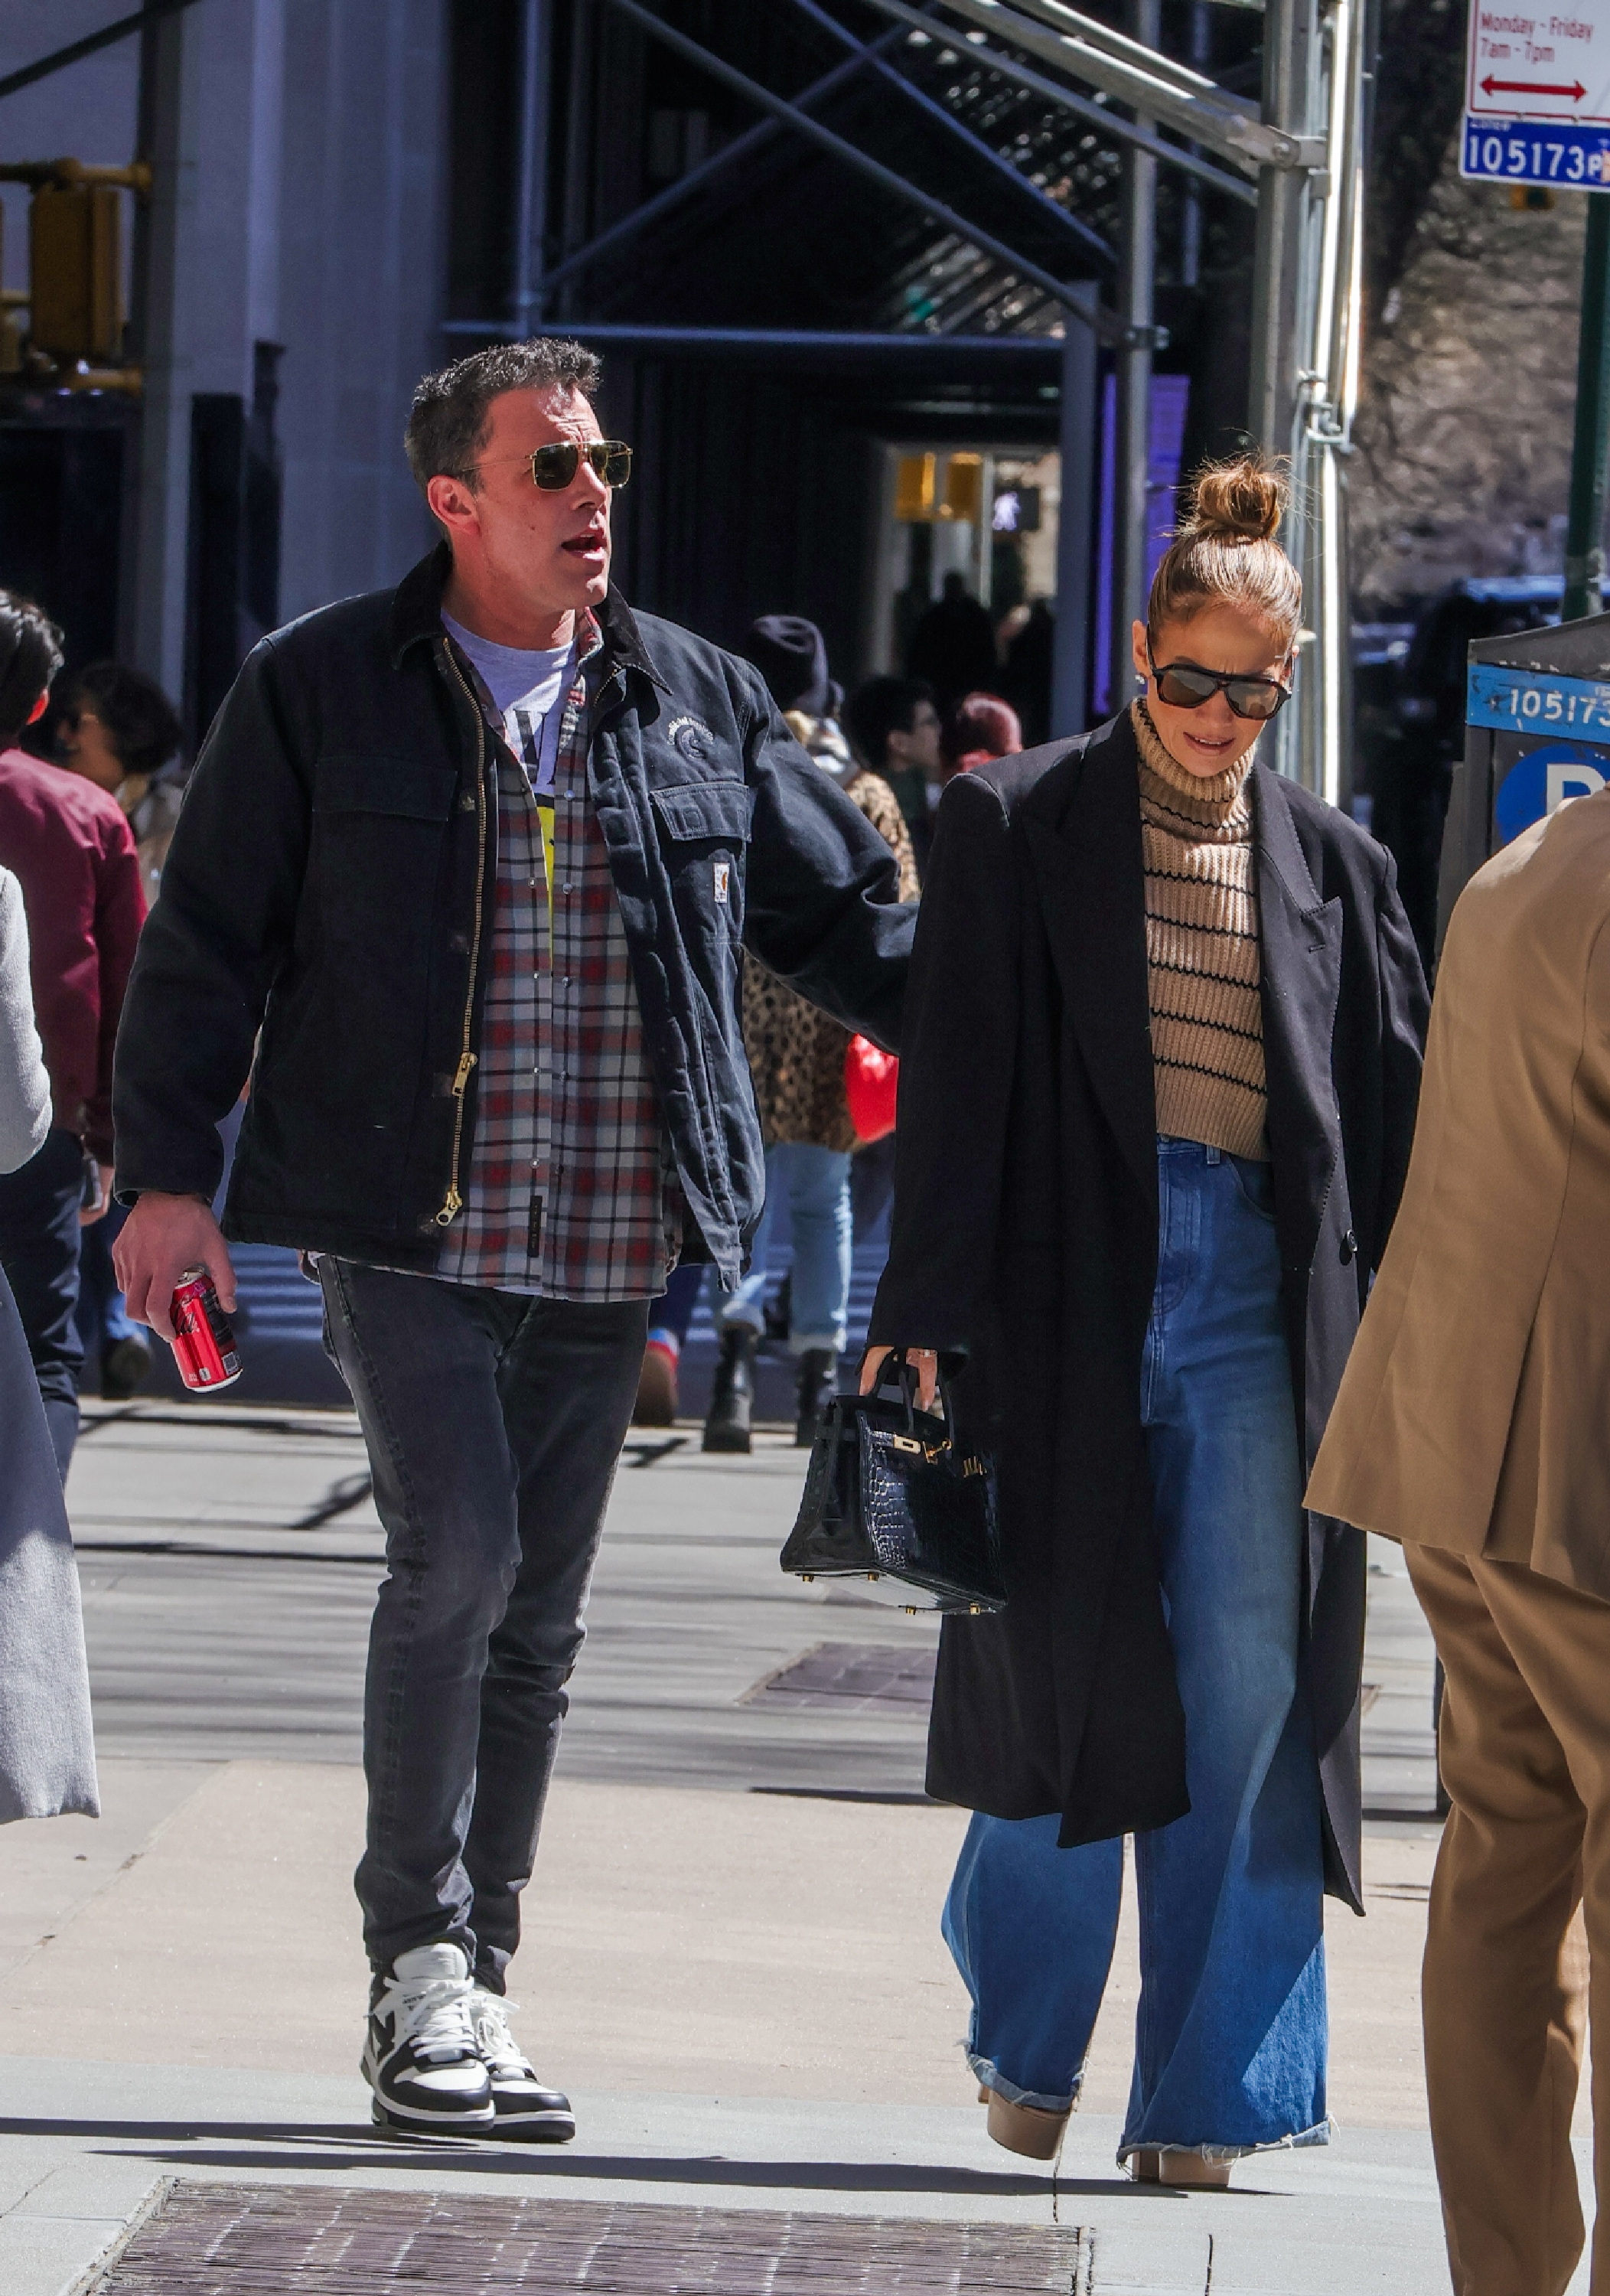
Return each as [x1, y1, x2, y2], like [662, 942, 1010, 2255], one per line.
[0, 863, 97, 1822]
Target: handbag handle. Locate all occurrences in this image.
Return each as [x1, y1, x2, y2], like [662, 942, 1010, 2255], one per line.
[869, 1349, 957, 1450]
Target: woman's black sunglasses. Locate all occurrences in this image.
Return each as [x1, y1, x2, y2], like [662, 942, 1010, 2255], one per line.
[1148, 645, 1291, 722]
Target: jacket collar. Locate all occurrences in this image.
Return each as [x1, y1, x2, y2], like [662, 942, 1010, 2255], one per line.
[388, 541, 670, 692]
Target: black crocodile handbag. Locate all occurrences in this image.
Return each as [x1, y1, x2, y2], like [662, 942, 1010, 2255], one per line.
[780, 1356, 1006, 1613]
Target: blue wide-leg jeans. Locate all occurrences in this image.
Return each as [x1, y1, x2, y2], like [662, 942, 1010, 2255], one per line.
[943, 1137, 1328, 2163]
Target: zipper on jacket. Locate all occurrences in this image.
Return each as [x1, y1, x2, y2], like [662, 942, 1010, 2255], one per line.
[435, 647, 489, 1226]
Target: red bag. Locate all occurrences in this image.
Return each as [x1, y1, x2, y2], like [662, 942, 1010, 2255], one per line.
[844, 1034, 899, 1143]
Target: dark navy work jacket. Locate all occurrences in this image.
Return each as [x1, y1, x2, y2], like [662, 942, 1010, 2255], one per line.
[113, 546, 914, 1279]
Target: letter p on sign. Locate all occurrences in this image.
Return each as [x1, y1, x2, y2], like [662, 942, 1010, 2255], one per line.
[1549, 759, 1608, 810]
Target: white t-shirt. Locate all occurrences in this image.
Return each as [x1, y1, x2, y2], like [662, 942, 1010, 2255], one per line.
[442, 612, 575, 793]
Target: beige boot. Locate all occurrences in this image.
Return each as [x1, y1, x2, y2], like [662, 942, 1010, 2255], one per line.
[1130, 2148, 1233, 2189]
[983, 2089, 1070, 2160]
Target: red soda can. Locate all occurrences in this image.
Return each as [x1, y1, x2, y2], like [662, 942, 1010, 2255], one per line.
[169, 1265, 243, 1391]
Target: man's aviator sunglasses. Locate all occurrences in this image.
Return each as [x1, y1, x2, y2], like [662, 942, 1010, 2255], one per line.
[1147, 644, 1291, 722]
[459, 439, 633, 491]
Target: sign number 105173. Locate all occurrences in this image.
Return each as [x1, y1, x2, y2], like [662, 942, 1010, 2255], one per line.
[1462, 119, 1610, 186]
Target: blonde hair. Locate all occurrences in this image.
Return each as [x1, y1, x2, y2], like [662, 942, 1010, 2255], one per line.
[1147, 453, 1301, 653]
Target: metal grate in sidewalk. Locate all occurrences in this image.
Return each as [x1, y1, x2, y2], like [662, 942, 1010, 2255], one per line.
[96, 2183, 1080, 2293]
[742, 1642, 939, 1714]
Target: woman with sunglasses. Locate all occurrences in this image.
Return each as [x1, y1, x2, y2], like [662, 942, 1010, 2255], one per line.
[862, 455, 1428, 2183]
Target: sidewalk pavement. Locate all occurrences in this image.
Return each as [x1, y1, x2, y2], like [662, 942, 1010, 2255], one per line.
[1, 1765, 1491, 2296]
[0, 1403, 1587, 2294]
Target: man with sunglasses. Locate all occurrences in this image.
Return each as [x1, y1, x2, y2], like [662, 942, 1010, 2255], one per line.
[109, 338, 914, 2142]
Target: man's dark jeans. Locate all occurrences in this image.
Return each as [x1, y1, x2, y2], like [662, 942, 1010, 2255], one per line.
[0, 1127, 85, 1480]
[318, 1258, 647, 1987]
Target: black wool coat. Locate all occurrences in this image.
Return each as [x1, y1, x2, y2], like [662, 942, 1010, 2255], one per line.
[866, 712, 1429, 1910]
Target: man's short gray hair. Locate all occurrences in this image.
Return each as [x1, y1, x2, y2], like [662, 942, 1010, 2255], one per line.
[404, 338, 602, 494]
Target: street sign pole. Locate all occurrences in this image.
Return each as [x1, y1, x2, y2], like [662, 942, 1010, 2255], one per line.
[1565, 192, 1610, 623]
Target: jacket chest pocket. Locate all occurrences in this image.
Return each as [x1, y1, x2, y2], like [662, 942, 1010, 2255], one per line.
[315, 752, 458, 822]
[650, 779, 754, 937]
[311, 752, 458, 947]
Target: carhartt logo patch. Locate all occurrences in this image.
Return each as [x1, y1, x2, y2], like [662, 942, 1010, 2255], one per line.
[668, 715, 715, 764]
[713, 859, 731, 905]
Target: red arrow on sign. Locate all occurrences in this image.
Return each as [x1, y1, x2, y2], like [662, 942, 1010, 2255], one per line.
[1481, 74, 1588, 98]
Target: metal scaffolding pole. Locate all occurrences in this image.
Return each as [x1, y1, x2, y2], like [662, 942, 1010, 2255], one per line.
[511, 0, 552, 334]
[1110, 0, 1159, 709]
[1054, 287, 1101, 736]
[1247, 0, 1315, 465]
[1247, 0, 1364, 800]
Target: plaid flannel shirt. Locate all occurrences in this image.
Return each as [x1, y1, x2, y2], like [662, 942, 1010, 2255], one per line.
[429, 611, 679, 1299]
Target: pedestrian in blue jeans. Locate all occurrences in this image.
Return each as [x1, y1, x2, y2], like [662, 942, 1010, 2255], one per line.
[703, 616, 917, 1452]
[864, 457, 1428, 2184]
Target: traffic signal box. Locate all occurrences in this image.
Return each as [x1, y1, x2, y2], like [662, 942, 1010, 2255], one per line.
[0, 160, 145, 382]
[894, 451, 986, 523]
[28, 181, 122, 363]
[1440, 609, 1610, 951]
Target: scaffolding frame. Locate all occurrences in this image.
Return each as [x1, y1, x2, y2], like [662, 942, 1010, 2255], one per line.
[504, 0, 1365, 788]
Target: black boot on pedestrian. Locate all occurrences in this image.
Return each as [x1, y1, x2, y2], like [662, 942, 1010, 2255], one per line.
[703, 1326, 758, 1453]
[794, 1349, 838, 1447]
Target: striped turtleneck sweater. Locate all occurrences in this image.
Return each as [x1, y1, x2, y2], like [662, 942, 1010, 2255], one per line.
[1132, 698, 1268, 1161]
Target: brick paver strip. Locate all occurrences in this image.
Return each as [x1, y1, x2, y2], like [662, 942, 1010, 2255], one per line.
[97, 2182, 1080, 2293]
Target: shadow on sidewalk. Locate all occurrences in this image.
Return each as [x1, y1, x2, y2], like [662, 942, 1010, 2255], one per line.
[0, 2116, 1155, 2200]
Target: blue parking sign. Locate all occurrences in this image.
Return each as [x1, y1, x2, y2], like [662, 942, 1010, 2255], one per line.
[1494, 744, 1610, 846]
[1462, 116, 1610, 186]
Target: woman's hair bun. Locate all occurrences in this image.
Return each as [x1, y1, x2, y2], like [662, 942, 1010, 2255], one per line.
[1184, 453, 1288, 545]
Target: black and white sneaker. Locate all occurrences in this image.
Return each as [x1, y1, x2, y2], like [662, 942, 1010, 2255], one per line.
[471, 1988, 576, 2141]
[363, 1942, 495, 2131]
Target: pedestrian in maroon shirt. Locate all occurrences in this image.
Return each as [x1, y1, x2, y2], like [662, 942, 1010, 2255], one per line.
[0, 595, 145, 1476]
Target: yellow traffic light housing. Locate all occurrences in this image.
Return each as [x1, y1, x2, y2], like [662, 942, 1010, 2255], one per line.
[29, 181, 122, 362]
[0, 159, 148, 387]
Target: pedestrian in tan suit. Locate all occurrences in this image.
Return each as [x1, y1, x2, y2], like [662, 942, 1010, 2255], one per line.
[1308, 784, 1610, 2296]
